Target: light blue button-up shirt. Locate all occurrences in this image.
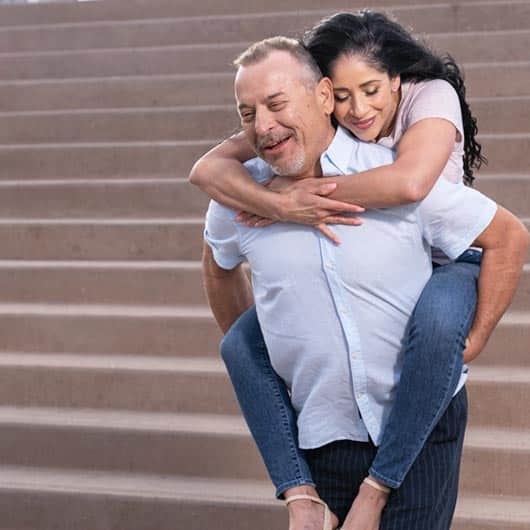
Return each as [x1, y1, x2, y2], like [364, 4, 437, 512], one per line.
[205, 126, 497, 449]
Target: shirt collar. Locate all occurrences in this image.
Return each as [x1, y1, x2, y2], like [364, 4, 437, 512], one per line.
[320, 125, 359, 176]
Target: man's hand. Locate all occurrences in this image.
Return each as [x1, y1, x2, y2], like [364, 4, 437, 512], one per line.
[463, 334, 485, 364]
[236, 177, 366, 244]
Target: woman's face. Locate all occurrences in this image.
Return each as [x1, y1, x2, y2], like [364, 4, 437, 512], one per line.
[330, 53, 401, 142]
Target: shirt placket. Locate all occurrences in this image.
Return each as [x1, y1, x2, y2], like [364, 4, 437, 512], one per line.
[319, 235, 372, 436]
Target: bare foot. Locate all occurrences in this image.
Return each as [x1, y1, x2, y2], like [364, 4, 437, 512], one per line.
[341, 480, 390, 530]
[285, 486, 340, 530]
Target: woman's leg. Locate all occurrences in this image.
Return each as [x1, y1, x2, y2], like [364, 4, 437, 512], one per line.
[220, 304, 315, 499]
[368, 250, 481, 488]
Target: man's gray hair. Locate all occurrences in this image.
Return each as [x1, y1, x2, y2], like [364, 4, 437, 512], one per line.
[234, 36, 323, 87]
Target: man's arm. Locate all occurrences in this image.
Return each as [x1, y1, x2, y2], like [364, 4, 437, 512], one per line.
[464, 206, 530, 362]
[202, 242, 254, 334]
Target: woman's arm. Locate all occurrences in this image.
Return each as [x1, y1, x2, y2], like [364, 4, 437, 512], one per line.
[189, 132, 282, 218]
[316, 117, 458, 207]
[189, 132, 366, 228]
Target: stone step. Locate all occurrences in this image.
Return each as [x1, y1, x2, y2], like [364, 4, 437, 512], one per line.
[0, 296, 526, 363]
[0, 260, 208, 306]
[0, 0, 433, 27]
[0, 178, 206, 217]
[0, 406, 525, 496]
[0, 133, 527, 178]
[0, 464, 525, 529]
[0, 218, 205, 261]
[476, 310, 530, 367]
[0, 260, 526, 311]
[0, 173, 526, 219]
[467, 367, 530, 429]
[0, 352, 526, 430]
[0, 72, 237, 111]
[0, 462, 524, 530]
[0, 304, 221, 358]
[0, 352, 237, 414]
[0, 3, 529, 55]
[0, 97, 528, 145]
[0, 106, 240, 143]
[0, 399, 525, 497]
[1, 28, 529, 78]
[453, 495, 530, 530]
[476, 174, 530, 216]
[1, 62, 527, 113]
[461, 427, 530, 497]
[0, 466, 286, 530]
[0, 407, 267, 480]
[1, 216, 528, 263]
[0, 140, 212, 179]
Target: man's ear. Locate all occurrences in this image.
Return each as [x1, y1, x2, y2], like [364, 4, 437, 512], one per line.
[317, 77, 334, 115]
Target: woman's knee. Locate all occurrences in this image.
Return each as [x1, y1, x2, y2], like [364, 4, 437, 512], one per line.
[220, 305, 263, 367]
[411, 263, 479, 341]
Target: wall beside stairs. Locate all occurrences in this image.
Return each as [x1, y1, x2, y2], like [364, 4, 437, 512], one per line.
[0, 1, 528, 529]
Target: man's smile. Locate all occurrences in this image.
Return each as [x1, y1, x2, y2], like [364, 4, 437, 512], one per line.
[258, 133, 294, 156]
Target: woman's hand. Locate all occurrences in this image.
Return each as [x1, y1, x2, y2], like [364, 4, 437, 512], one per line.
[236, 177, 365, 244]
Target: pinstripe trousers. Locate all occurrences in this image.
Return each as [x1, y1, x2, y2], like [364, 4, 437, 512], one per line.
[305, 387, 468, 529]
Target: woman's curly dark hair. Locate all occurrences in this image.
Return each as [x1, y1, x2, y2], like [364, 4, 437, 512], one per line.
[303, 11, 486, 186]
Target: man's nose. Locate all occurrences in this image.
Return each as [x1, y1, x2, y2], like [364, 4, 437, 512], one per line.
[254, 108, 275, 136]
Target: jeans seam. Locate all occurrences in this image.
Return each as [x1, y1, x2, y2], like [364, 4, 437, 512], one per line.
[257, 339, 309, 486]
[372, 298, 476, 488]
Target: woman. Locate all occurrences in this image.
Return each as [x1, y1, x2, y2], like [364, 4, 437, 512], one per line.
[190, 11, 486, 530]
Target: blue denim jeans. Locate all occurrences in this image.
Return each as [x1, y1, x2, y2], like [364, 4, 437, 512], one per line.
[220, 250, 481, 498]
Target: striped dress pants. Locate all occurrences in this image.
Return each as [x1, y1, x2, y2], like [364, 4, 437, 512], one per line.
[305, 387, 468, 529]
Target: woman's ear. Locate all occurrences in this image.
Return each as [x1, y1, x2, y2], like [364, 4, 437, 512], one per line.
[317, 77, 335, 115]
[391, 75, 401, 93]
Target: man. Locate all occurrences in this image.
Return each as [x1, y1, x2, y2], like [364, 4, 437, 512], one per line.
[201, 37, 529, 530]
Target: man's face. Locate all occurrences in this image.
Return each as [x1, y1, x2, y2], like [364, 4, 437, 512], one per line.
[235, 50, 334, 177]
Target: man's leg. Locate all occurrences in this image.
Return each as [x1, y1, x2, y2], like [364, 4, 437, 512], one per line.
[306, 440, 376, 526]
[380, 387, 468, 530]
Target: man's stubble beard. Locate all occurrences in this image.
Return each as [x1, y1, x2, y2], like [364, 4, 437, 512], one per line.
[268, 145, 307, 177]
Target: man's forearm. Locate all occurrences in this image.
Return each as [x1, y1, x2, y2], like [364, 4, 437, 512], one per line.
[202, 243, 254, 334]
[467, 211, 530, 359]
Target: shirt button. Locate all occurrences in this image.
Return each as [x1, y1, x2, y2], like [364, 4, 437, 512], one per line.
[351, 352, 358, 359]
[326, 263, 334, 270]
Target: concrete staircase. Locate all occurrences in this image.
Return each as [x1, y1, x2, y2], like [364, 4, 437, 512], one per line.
[0, 0, 528, 528]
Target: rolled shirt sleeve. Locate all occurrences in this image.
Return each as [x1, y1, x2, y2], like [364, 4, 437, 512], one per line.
[204, 202, 245, 270]
[418, 177, 498, 259]
[203, 157, 273, 270]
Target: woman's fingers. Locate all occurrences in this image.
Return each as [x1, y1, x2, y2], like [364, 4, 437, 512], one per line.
[317, 223, 341, 244]
[313, 194, 366, 213]
[321, 215, 364, 226]
[236, 211, 275, 227]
